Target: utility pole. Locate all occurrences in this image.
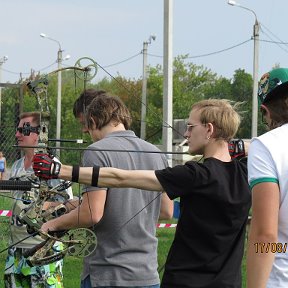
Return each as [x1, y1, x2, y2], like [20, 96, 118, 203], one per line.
[252, 19, 259, 138]
[0, 56, 8, 126]
[140, 35, 156, 140]
[163, 0, 173, 166]
[40, 33, 70, 158]
[228, 0, 259, 137]
[57, 48, 63, 156]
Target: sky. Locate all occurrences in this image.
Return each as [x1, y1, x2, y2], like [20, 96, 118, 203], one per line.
[1, 0, 288, 84]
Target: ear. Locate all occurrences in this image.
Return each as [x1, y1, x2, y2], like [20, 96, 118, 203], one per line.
[206, 122, 214, 139]
[260, 104, 270, 118]
[88, 116, 96, 129]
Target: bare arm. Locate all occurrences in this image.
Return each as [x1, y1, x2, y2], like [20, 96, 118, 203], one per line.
[59, 165, 164, 192]
[159, 193, 173, 220]
[41, 189, 106, 232]
[247, 182, 279, 288]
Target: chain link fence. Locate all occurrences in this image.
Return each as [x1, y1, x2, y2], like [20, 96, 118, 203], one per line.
[0, 84, 23, 176]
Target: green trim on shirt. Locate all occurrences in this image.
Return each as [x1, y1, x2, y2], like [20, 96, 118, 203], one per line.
[250, 177, 279, 189]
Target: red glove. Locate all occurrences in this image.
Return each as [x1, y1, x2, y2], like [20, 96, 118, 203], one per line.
[33, 153, 61, 179]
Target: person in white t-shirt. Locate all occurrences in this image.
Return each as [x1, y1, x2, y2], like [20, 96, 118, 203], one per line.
[247, 68, 288, 288]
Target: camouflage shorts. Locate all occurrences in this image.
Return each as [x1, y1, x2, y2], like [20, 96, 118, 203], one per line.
[4, 247, 63, 288]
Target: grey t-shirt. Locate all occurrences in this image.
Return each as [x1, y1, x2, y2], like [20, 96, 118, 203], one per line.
[81, 130, 168, 287]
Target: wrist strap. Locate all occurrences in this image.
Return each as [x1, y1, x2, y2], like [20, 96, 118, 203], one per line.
[72, 165, 80, 183]
[91, 166, 100, 187]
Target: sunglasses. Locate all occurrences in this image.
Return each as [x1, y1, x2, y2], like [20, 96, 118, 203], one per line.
[16, 122, 40, 136]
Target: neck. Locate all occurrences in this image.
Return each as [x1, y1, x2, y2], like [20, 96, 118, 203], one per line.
[24, 149, 35, 169]
[203, 139, 231, 162]
[101, 123, 126, 137]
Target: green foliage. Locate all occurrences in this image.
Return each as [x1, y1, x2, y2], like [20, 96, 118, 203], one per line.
[2, 55, 261, 159]
[230, 69, 253, 138]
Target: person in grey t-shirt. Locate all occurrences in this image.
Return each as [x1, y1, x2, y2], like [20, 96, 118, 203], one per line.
[37, 89, 173, 288]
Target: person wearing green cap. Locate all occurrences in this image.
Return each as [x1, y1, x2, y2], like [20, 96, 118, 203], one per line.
[247, 68, 288, 288]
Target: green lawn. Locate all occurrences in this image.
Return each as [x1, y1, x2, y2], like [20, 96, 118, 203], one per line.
[0, 196, 247, 287]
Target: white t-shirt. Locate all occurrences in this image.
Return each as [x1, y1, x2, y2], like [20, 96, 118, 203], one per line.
[248, 123, 288, 287]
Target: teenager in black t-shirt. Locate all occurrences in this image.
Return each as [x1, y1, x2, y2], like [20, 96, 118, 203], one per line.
[33, 99, 251, 288]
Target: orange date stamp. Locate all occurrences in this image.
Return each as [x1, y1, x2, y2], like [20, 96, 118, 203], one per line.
[254, 242, 287, 253]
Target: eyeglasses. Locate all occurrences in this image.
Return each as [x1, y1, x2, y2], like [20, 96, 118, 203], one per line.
[185, 124, 200, 132]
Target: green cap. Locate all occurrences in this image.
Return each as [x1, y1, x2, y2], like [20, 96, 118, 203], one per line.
[258, 68, 288, 104]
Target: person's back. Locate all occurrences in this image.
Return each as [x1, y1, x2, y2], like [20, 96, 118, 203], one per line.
[82, 130, 168, 286]
[157, 158, 250, 288]
[247, 68, 288, 288]
[248, 126, 288, 287]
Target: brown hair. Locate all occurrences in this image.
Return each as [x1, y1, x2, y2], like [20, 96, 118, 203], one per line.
[85, 94, 132, 130]
[73, 89, 107, 118]
[19, 112, 40, 126]
[191, 99, 240, 141]
[263, 92, 288, 129]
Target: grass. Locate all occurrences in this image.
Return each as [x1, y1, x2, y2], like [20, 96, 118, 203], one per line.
[0, 196, 247, 287]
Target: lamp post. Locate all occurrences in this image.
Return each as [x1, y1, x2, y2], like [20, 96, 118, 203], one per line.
[163, 0, 173, 167]
[0, 56, 8, 126]
[40, 33, 66, 158]
[228, 0, 259, 138]
[140, 35, 156, 140]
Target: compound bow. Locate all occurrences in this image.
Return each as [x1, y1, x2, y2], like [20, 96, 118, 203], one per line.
[14, 57, 98, 266]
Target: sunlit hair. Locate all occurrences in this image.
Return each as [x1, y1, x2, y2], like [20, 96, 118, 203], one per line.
[264, 92, 288, 130]
[191, 99, 240, 141]
[73, 89, 107, 117]
[85, 94, 132, 130]
[19, 112, 40, 126]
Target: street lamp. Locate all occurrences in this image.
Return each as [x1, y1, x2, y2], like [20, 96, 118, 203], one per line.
[228, 0, 259, 138]
[140, 35, 156, 140]
[0, 56, 8, 126]
[40, 33, 70, 158]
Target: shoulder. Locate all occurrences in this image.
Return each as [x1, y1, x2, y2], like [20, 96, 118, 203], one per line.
[12, 158, 24, 168]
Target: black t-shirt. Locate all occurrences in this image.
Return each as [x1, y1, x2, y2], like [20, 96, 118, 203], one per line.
[155, 158, 251, 288]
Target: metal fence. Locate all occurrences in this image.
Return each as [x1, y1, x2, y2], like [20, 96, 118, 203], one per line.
[0, 83, 23, 170]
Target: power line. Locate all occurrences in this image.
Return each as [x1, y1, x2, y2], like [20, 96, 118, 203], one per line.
[147, 38, 253, 59]
[260, 23, 288, 54]
[1, 62, 57, 76]
[186, 38, 252, 59]
[103, 52, 142, 68]
[2, 33, 288, 79]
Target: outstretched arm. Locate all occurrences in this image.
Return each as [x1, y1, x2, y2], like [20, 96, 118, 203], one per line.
[59, 165, 164, 192]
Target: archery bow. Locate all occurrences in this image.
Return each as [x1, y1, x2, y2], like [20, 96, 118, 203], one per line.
[13, 58, 98, 266]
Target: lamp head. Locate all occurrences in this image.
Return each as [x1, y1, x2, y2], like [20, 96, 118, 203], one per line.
[40, 33, 47, 38]
[150, 35, 156, 41]
[228, 0, 237, 6]
[64, 54, 71, 61]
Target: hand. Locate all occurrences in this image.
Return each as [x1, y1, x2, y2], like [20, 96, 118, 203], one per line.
[229, 139, 246, 160]
[41, 221, 66, 238]
[33, 153, 61, 179]
[41, 220, 58, 233]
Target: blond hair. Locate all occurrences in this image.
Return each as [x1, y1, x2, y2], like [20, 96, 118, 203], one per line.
[191, 99, 240, 141]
